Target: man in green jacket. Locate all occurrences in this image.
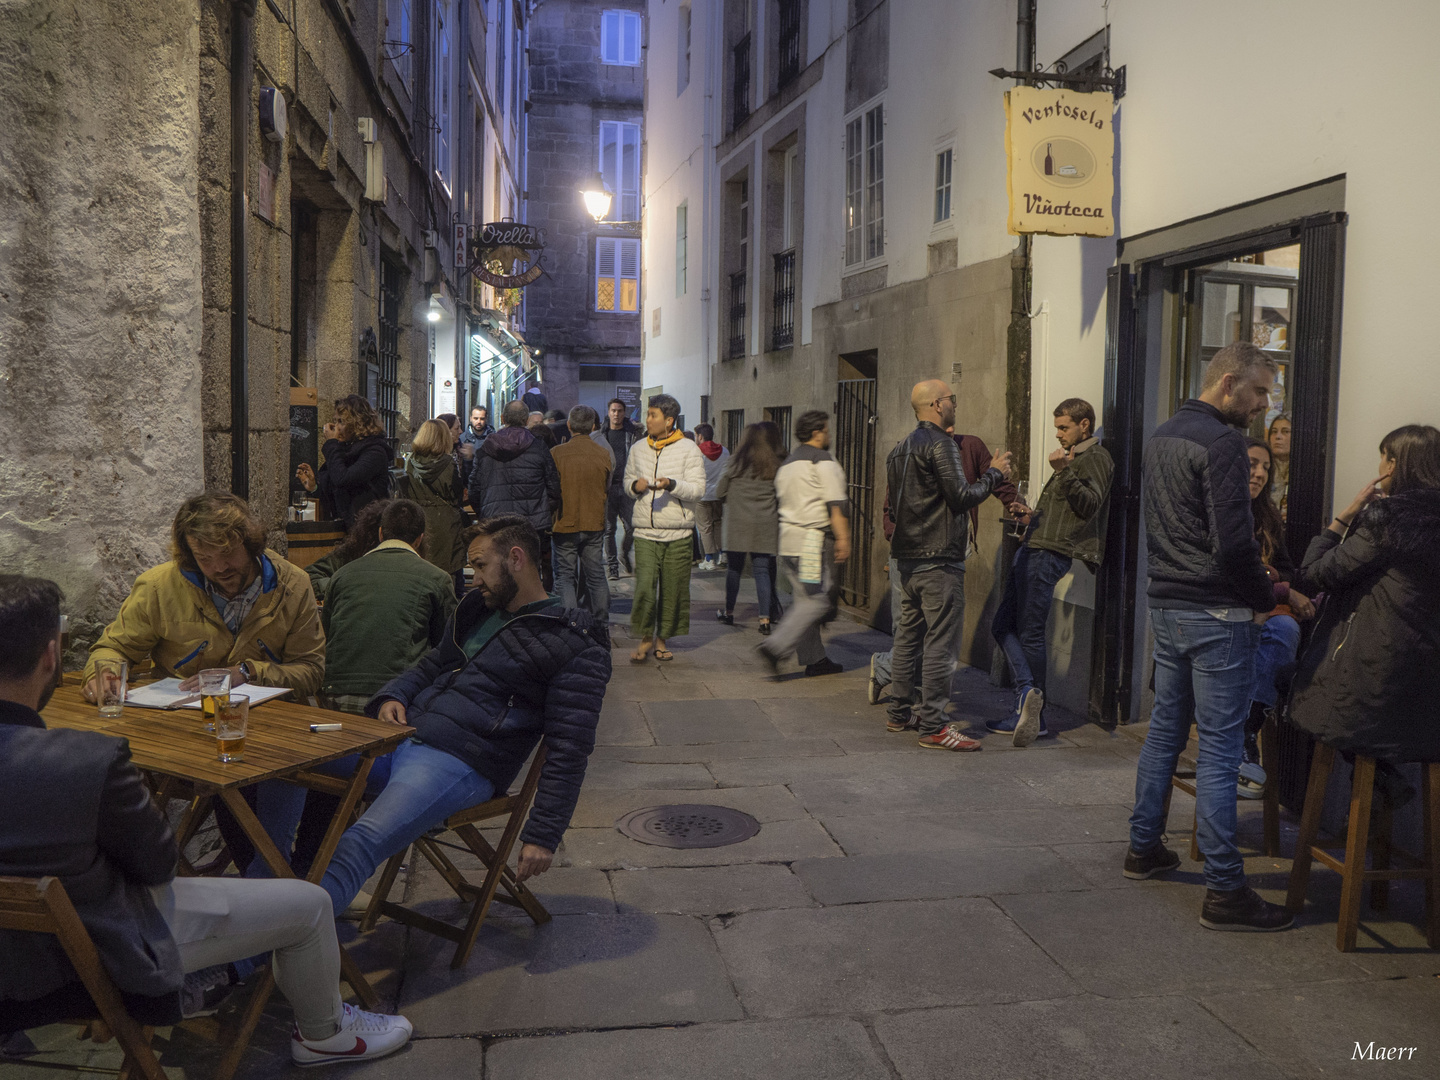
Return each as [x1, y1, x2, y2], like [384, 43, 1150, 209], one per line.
[989, 397, 1113, 746]
[321, 499, 458, 713]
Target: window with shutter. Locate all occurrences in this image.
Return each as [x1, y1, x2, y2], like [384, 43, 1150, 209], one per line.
[599, 120, 641, 222]
[619, 240, 640, 311]
[596, 238, 618, 311]
[432, 1, 453, 194]
[844, 102, 885, 266]
[601, 10, 642, 66]
[676, 203, 688, 296]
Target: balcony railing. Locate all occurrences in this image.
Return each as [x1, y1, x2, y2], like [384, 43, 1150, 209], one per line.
[728, 270, 747, 359]
[732, 33, 751, 127]
[772, 250, 795, 350]
[778, 0, 801, 88]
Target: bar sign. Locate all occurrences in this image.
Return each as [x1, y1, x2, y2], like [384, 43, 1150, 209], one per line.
[454, 223, 469, 269]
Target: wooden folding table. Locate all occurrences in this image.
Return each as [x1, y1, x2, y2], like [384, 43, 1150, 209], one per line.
[43, 684, 409, 1080]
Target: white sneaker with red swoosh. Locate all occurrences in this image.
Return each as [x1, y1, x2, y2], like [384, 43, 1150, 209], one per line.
[291, 1003, 414, 1067]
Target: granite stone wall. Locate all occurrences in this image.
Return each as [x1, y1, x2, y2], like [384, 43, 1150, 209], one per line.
[0, 0, 205, 659]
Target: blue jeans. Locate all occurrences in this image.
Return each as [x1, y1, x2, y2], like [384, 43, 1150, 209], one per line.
[318, 739, 495, 916]
[991, 545, 1072, 699]
[1251, 614, 1301, 708]
[553, 530, 610, 619]
[1130, 609, 1258, 891]
[724, 552, 782, 620]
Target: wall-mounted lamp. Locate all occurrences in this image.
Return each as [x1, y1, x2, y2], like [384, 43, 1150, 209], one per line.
[579, 172, 612, 223]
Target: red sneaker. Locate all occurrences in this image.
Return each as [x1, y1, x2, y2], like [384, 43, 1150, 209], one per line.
[918, 723, 983, 752]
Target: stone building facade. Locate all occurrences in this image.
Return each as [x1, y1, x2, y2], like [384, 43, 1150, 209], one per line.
[0, 0, 526, 658]
[524, 0, 643, 416]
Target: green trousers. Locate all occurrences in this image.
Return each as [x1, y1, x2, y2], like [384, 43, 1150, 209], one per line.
[632, 536, 693, 640]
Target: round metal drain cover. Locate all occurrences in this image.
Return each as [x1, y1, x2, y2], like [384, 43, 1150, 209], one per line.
[615, 804, 761, 849]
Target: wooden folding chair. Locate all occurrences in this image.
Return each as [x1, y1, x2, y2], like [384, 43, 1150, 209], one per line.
[360, 744, 552, 968]
[0, 876, 165, 1080]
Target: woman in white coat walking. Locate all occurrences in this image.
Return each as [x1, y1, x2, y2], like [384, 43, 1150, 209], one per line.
[624, 394, 708, 661]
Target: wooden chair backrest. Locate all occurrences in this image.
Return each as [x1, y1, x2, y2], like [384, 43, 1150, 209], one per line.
[0, 876, 165, 1080]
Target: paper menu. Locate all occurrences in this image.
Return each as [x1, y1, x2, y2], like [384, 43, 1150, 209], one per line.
[124, 677, 293, 710]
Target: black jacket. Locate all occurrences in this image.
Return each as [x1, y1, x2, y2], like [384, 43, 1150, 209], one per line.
[317, 433, 392, 528]
[459, 423, 495, 490]
[1287, 489, 1440, 762]
[0, 701, 182, 1003]
[473, 426, 564, 531]
[369, 592, 612, 850]
[1142, 400, 1274, 612]
[592, 421, 643, 488]
[885, 421, 1000, 562]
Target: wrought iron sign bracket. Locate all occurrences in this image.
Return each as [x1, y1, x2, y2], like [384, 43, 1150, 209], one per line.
[989, 65, 1125, 99]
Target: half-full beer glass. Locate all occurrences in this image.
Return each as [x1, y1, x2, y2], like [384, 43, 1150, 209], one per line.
[216, 694, 249, 763]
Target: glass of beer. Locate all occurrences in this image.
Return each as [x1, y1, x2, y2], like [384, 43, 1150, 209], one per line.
[94, 658, 128, 718]
[216, 694, 249, 763]
[198, 668, 231, 733]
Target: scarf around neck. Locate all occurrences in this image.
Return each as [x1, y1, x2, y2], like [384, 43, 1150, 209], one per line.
[648, 429, 684, 451]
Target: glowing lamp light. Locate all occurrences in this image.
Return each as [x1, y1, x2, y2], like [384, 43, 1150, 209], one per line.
[580, 172, 612, 222]
[427, 309, 441, 323]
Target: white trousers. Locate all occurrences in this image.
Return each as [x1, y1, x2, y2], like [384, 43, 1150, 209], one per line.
[150, 876, 342, 1039]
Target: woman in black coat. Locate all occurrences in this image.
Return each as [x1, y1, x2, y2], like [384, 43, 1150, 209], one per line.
[297, 394, 392, 528]
[1288, 424, 1440, 763]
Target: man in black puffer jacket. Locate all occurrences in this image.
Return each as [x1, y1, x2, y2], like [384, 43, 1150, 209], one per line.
[315, 516, 611, 916]
[473, 400, 564, 588]
[1127, 340, 1292, 934]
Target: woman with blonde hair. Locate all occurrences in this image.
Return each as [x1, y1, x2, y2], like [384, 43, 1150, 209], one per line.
[397, 418, 466, 592]
[296, 394, 391, 527]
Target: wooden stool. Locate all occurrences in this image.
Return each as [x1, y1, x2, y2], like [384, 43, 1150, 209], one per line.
[360, 745, 552, 968]
[1285, 743, 1440, 951]
[1164, 710, 1282, 861]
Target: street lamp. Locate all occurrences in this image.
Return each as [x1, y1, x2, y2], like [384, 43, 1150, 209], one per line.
[580, 171, 612, 223]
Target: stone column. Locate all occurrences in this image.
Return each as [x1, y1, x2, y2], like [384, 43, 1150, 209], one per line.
[0, 0, 205, 658]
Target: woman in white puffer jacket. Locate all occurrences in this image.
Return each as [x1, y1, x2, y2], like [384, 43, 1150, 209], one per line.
[623, 394, 708, 661]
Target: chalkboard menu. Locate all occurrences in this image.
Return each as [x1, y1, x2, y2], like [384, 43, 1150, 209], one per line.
[289, 390, 319, 494]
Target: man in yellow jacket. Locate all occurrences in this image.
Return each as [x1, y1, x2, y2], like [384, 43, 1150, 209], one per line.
[83, 493, 325, 700]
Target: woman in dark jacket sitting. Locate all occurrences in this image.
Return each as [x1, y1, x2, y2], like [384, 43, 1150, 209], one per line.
[297, 395, 392, 528]
[1238, 438, 1315, 797]
[1288, 424, 1440, 764]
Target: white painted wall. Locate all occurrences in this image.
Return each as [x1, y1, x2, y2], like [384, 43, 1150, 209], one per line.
[1036, 0, 1440, 510]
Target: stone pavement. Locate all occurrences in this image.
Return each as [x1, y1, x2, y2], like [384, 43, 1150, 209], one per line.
[6, 572, 1438, 1079]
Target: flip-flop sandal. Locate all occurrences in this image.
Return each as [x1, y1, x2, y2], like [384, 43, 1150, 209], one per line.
[654, 648, 675, 661]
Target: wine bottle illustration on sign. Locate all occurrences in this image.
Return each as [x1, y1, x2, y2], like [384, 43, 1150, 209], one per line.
[1044, 143, 1054, 176]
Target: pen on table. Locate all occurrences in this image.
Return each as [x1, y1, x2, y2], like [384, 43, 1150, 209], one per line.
[164, 693, 205, 711]
[309, 723, 343, 732]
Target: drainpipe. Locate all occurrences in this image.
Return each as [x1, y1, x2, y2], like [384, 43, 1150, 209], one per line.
[1005, 0, 1037, 487]
[230, 0, 257, 498]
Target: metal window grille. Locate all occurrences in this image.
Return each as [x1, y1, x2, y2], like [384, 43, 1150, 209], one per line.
[834, 377, 877, 608]
[724, 409, 746, 449]
[772, 249, 795, 349]
[777, 0, 801, 87]
[765, 406, 792, 451]
[728, 270, 747, 359]
[376, 259, 403, 447]
[732, 33, 751, 127]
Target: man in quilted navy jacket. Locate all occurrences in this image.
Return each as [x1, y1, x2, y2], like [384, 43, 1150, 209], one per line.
[1126, 341, 1293, 933]
[316, 516, 612, 916]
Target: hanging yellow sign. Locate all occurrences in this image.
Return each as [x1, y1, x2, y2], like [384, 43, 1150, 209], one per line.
[1005, 86, 1114, 237]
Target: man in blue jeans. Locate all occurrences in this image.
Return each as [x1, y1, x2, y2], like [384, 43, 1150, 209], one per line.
[1128, 341, 1293, 932]
[989, 398, 1112, 746]
[316, 515, 612, 916]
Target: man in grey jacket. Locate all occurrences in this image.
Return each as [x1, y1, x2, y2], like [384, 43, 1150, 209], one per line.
[0, 575, 413, 1065]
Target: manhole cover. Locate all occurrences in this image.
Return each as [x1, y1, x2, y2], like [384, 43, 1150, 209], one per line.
[615, 804, 762, 849]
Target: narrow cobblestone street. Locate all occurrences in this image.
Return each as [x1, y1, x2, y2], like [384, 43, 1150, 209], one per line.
[8, 574, 1439, 1078]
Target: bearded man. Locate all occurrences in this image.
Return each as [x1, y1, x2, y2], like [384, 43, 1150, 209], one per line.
[312, 516, 612, 917]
